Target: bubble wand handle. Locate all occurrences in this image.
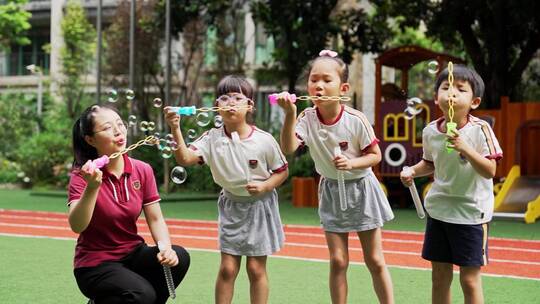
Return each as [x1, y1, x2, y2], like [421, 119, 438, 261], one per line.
[157, 241, 176, 300]
[333, 147, 348, 211]
[402, 166, 426, 219]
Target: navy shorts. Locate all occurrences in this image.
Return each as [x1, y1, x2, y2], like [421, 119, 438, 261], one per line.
[422, 217, 489, 267]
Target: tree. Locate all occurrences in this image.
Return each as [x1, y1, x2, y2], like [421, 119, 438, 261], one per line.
[251, 0, 341, 93]
[0, 0, 31, 51]
[59, 0, 96, 118]
[371, 0, 540, 108]
[104, 0, 163, 121]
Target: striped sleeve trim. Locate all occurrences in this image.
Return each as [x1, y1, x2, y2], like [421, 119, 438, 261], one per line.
[272, 163, 289, 173]
[345, 107, 377, 142]
[470, 116, 501, 156]
[295, 133, 306, 147]
[486, 153, 503, 161]
[361, 138, 380, 152]
[143, 197, 161, 206]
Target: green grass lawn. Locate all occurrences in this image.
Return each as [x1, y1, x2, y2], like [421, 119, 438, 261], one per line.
[1, 189, 539, 303]
[1, 236, 539, 304]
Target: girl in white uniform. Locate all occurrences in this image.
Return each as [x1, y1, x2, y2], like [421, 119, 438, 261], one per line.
[164, 75, 288, 304]
[276, 50, 394, 304]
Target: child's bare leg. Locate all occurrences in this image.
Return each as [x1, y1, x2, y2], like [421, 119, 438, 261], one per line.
[246, 256, 269, 304]
[325, 232, 349, 304]
[215, 253, 241, 304]
[357, 228, 394, 304]
[431, 262, 453, 304]
[460, 266, 483, 304]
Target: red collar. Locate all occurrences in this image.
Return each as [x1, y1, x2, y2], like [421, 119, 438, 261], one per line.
[101, 153, 132, 178]
[316, 104, 344, 125]
[436, 115, 470, 133]
[223, 125, 255, 139]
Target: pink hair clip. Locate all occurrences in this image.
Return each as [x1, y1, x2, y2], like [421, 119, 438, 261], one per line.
[319, 49, 338, 57]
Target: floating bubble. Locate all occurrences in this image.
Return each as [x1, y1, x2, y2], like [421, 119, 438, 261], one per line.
[147, 121, 156, 131]
[108, 89, 118, 103]
[170, 166, 187, 184]
[196, 112, 211, 127]
[161, 146, 173, 159]
[406, 97, 423, 109]
[168, 140, 179, 151]
[17, 172, 25, 178]
[128, 115, 137, 126]
[157, 139, 168, 150]
[22, 176, 30, 183]
[125, 89, 135, 101]
[318, 129, 329, 141]
[153, 98, 163, 108]
[187, 129, 197, 139]
[214, 115, 224, 128]
[139, 121, 149, 132]
[404, 108, 416, 120]
[428, 61, 439, 74]
[165, 134, 174, 142]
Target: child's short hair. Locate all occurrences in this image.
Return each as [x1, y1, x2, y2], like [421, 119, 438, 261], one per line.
[307, 53, 349, 83]
[217, 75, 254, 100]
[435, 64, 485, 98]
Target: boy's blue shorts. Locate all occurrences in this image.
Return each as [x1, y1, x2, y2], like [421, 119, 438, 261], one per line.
[422, 217, 489, 267]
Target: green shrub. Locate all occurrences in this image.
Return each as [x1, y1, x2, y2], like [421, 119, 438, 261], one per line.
[288, 148, 316, 178]
[16, 130, 72, 187]
[0, 158, 23, 183]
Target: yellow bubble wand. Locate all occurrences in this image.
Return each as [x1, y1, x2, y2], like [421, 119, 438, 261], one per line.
[446, 62, 457, 153]
[88, 135, 158, 170]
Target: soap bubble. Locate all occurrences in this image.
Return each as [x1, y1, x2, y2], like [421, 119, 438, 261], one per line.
[153, 98, 163, 108]
[196, 112, 211, 127]
[170, 166, 187, 184]
[108, 89, 118, 103]
[125, 89, 135, 101]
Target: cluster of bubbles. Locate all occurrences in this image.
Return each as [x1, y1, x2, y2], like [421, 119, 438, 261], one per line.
[107, 89, 135, 103]
[106, 88, 228, 185]
[399, 61, 438, 120]
[154, 132, 179, 159]
[17, 172, 30, 183]
[139, 121, 156, 132]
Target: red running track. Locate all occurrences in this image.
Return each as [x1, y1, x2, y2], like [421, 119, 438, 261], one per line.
[1, 209, 539, 280]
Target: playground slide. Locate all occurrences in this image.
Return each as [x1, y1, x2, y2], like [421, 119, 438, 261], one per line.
[494, 165, 540, 224]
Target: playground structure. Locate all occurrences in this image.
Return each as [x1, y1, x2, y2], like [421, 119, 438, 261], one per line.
[372, 46, 540, 223]
[373, 45, 464, 178]
[372, 45, 463, 207]
[482, 115, 540, 223]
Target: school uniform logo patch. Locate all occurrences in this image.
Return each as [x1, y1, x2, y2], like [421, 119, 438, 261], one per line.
[132, 180, 141, 190]
[249, 159, 258, 169]
[339, 141, 349, 151]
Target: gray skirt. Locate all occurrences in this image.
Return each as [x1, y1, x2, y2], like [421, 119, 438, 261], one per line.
[217, 189, 285, 256]
[318, 172, 394, 233]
